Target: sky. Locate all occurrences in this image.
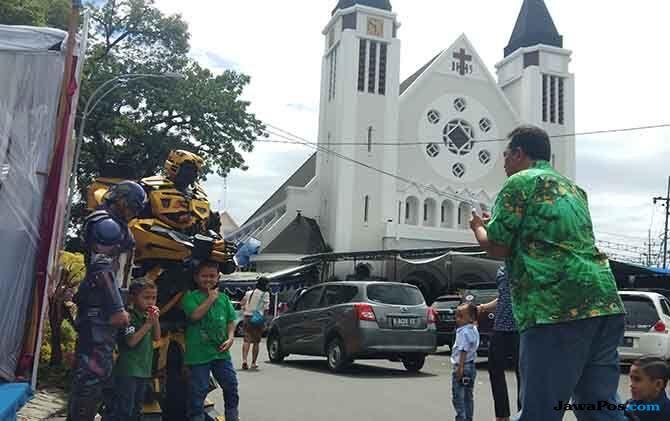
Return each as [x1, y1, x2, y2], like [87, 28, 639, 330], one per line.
[154, 0, 670, 260]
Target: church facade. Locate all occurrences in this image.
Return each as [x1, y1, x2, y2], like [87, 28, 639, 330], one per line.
[229, 0, 575, 273]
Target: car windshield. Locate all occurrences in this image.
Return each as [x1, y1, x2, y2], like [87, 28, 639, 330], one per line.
[367, 284, 424, 306]
[621, 296, 659, 329]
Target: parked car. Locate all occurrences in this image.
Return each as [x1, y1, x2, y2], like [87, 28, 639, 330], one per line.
[432, 294, 462, 347]
[462, 287, 498, 355]
[618, 290, 670, 362]
[432, 287, 498, 354]
[266, 281, 438, 373]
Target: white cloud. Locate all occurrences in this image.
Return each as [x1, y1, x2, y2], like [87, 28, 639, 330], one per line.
[157, 0, 670, 248]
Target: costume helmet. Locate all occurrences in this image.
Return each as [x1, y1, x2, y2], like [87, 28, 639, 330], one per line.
[164, 150, 204, 181]
[103, 181, 147, 216]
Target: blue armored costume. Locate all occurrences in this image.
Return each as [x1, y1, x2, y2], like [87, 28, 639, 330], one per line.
[67, 182, 146, 421]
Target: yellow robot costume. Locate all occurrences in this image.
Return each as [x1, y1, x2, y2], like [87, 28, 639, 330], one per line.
[87, 150, 234, 421]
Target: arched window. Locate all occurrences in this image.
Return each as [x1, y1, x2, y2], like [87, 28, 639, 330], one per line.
[405, 196, 419, 226]
[441, 200, 455, 228]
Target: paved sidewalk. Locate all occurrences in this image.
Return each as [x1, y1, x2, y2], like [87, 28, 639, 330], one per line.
[17, 389, 67, 421]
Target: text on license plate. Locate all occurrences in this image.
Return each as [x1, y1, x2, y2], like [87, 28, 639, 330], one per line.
[391, 317, 419, 328]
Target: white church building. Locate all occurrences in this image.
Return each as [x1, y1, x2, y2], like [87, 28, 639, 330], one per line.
[229, 0, 576, 273]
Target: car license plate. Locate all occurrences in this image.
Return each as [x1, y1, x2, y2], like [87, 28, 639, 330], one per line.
[391, 317, 419, 328]
[621, 337, 634, 348]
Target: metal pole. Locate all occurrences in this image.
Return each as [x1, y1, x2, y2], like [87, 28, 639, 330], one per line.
[62, 72, 183, 233]
[664, 176, 670, 269]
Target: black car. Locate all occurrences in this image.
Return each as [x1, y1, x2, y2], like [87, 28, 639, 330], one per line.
[462, 287, 498, 354]
[431, 287, 498, 354]
[432, 294, 462, 347]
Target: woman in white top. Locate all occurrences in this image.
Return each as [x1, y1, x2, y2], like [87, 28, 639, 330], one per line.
[240, 277, 270, 370]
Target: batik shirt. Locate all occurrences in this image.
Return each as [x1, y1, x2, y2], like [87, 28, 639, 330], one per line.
[487, 161, 624, 332]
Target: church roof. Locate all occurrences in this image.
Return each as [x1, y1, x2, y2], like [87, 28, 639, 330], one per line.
[332, 0, 392, 15]
[243, 154, 317, 226]
[263, 214, 328, 255]
[504, 0, 563, 57]
[400, 51, 442, 95]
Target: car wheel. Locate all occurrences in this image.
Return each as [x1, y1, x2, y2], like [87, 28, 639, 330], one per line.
[326, 337, 350, 373]
[267, 333, 285, 363]
[402, 354, 426, 373]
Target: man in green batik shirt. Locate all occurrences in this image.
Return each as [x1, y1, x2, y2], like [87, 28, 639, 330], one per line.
[470, 125, 626, 421]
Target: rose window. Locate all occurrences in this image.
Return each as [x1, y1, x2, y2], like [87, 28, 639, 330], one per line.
[443, 119, 474, 156]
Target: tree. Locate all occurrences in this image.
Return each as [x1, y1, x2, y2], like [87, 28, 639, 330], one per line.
[67, 0, 265, 237]
[48, 252, 84, 366]
[0, 0, 70, 29]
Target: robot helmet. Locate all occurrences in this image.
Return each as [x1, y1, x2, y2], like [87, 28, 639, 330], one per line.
[164, 150, 204, 181]
[103, 181, 147, 219]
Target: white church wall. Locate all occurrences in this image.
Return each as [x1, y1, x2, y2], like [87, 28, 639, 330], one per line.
[398, 74, 519, 201]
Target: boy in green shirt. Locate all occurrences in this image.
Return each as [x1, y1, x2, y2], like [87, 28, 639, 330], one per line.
[106, 280, 161, 421]
[181, 261, 239, 421]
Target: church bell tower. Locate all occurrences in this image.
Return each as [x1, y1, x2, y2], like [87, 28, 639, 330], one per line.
[496, 0, 576, 180]
[316, 0, 401, 252]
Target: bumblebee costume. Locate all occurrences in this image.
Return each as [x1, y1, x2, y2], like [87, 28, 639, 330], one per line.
[85, 151, 235, 420]
[68, 182, 146, 421]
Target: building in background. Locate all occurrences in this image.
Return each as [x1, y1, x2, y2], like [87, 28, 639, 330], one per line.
[230, 0, 575, 276]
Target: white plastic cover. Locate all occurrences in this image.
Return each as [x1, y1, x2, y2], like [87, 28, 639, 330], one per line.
[0, 25, 67, 381]
[0, 25, 67, 52]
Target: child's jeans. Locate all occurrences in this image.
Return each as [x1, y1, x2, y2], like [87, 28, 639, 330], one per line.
[104, 376, 147, 421]
[188, 359, 239, 421]
[452, 361, 477, 421]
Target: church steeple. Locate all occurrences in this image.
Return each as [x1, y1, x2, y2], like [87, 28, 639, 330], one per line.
[504, 0, 563, 57]
[332, 0, 392, 15]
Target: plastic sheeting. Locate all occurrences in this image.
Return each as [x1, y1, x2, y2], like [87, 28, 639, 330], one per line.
[0, 25, 67, 382]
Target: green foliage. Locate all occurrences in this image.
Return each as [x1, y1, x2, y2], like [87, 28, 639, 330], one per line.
[68, 0, 266, 236]
[0, 0, 70, 30]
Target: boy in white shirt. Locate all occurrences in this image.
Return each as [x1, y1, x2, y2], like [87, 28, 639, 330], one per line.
[451, 303, 480, 421]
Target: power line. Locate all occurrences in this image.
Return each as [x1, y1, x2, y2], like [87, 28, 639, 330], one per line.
[264, 125, 481, 206]
[255, 122, 670, 147]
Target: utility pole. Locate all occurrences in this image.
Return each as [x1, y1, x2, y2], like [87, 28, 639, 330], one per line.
[654, 176, 670, 269]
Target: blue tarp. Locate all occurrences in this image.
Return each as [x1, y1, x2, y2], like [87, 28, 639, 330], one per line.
[0, 382, 32, 421]
[648, 267, 670, 275]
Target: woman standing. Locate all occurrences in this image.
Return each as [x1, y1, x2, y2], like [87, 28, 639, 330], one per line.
[478, 266, 521, 421]
[240, 277, 270, 370]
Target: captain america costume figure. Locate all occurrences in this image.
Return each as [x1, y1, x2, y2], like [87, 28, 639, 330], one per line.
[67, 181, 147, 421]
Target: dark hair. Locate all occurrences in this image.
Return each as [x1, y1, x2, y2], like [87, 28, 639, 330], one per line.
[129, 279, 157, 296]
[458, 303, 478, 322]
[507, 125, 552, 162]
[256, 276, 270, 292]
[633, 356, 670, 387]
[195, 260, 219, 274]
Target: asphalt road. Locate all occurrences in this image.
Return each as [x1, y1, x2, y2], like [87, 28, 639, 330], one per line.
[210, 341, 633, 421]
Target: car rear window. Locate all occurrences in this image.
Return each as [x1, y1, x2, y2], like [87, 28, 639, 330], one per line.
[661, 299, 670, 317]
[367, 284, 424, 306]
[433, 299, 461, 310]
[622, 296, 660, 329]
[463, 289, 498, 305]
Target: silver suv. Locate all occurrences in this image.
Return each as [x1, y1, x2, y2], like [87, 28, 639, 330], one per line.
[266, 281, 437, 373]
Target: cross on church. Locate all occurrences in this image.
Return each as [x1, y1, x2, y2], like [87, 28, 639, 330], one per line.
[453, 48, 473, 76]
